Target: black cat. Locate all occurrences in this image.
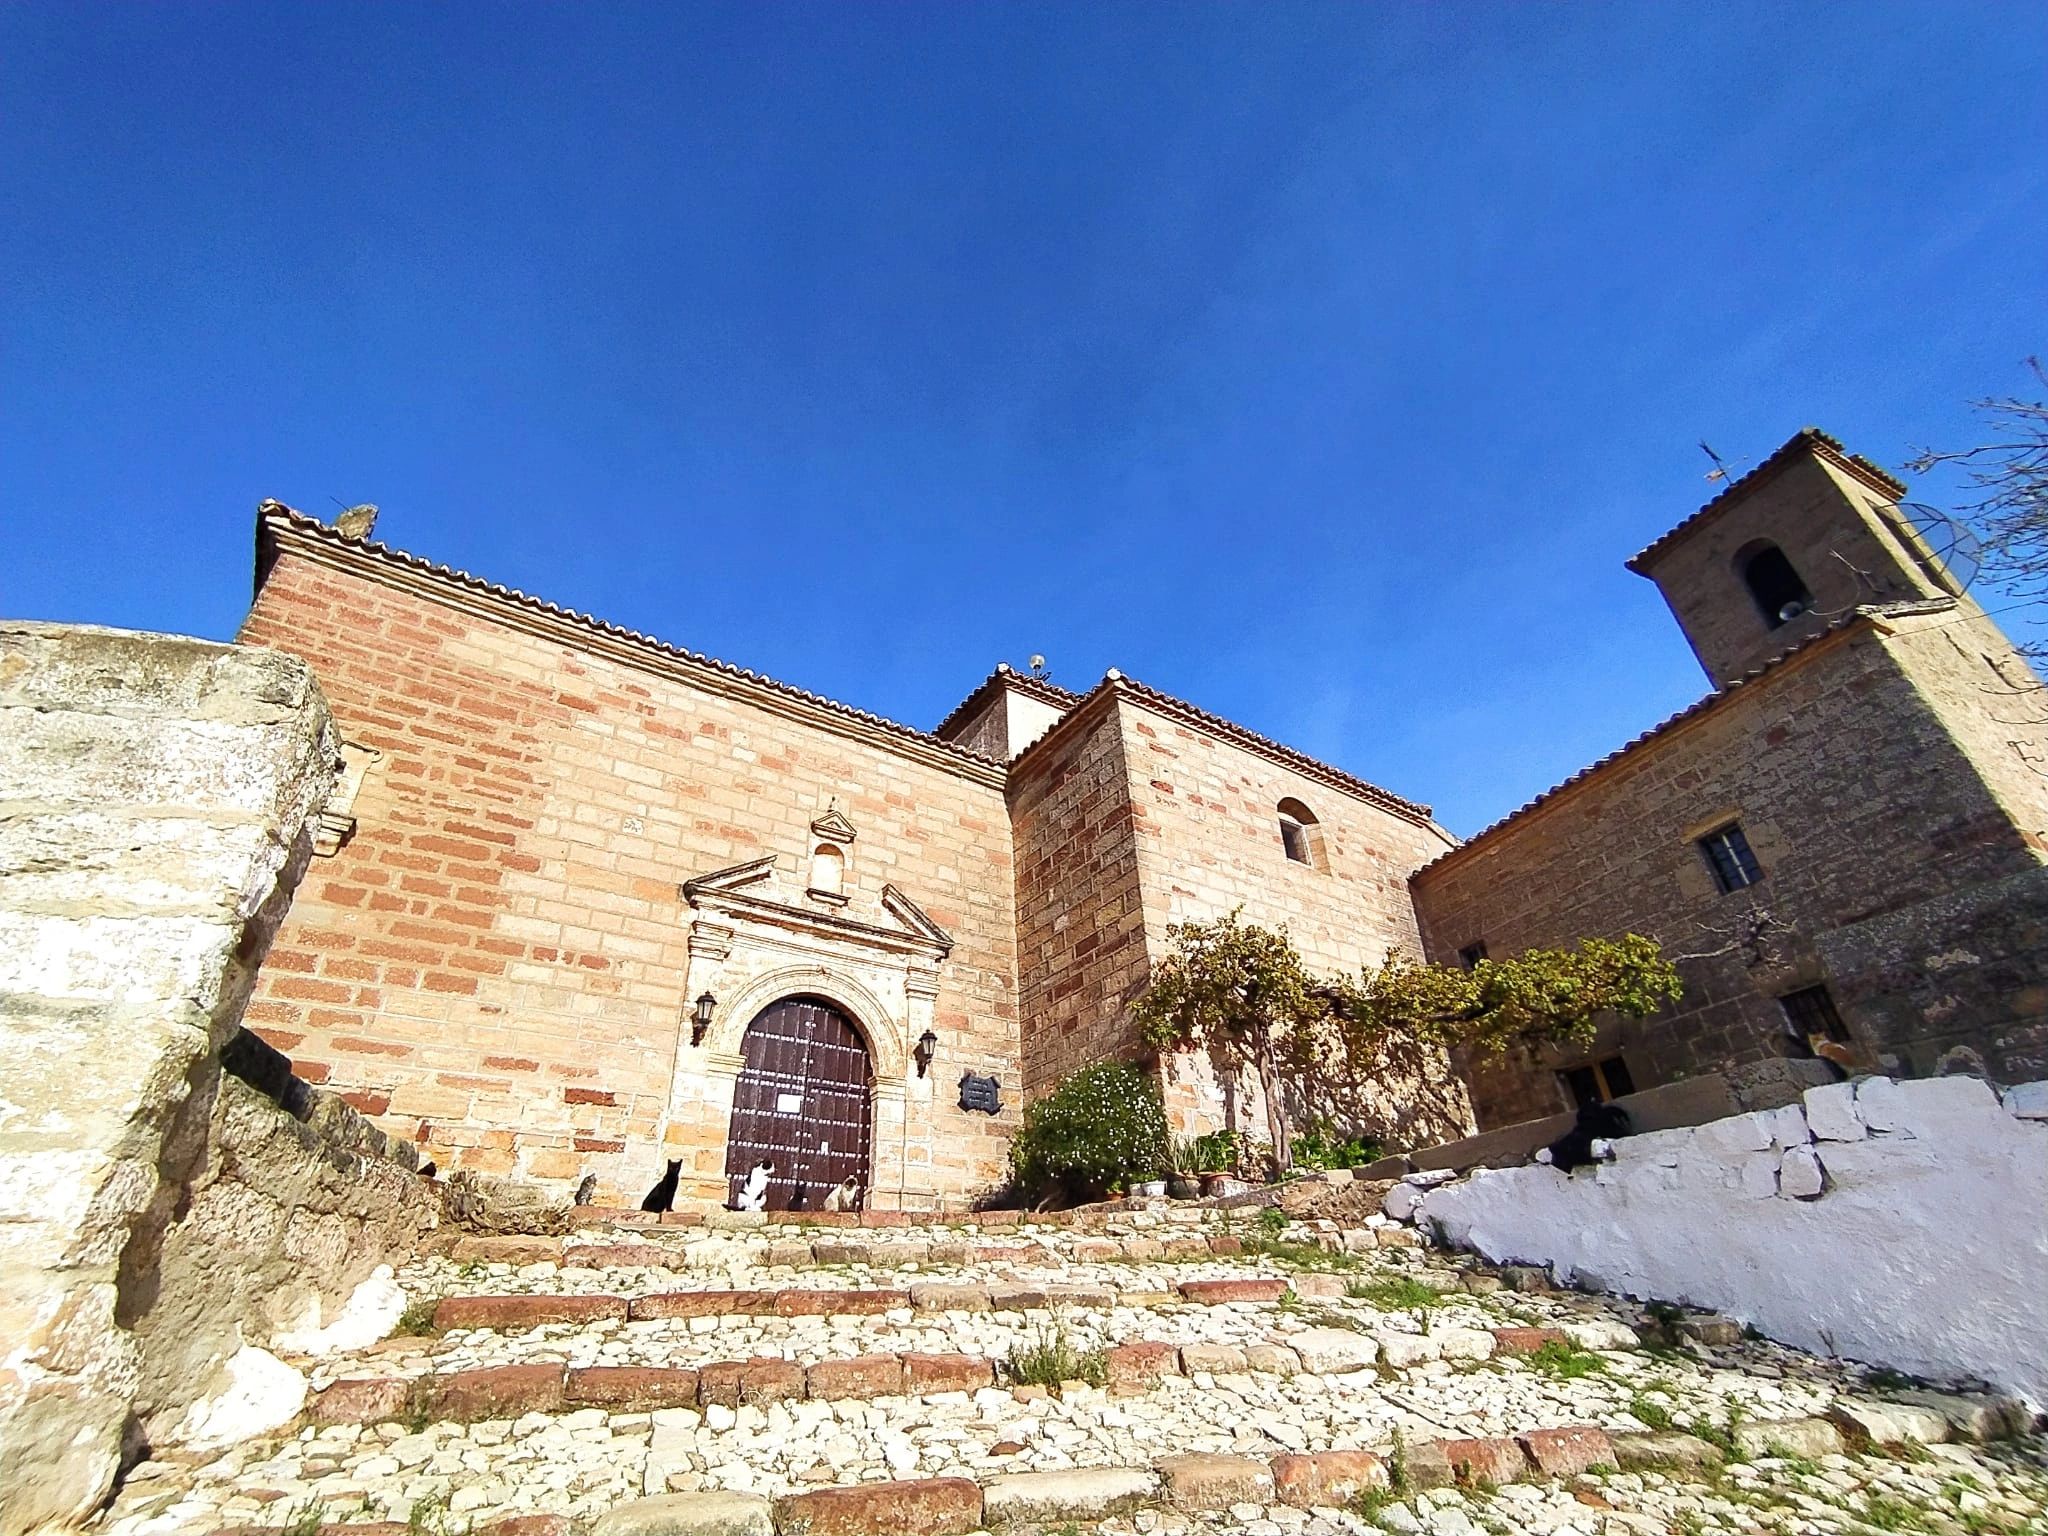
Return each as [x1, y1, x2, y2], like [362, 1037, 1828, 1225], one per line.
[1537, 1102, 1631, 1173]
[641, 1158, 682, 1213]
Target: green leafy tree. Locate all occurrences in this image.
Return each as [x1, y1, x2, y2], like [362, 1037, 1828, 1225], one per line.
[1133, 912, 1324, 1178]
[1137, 914, 1684, 1179]
[1320, 934, 1684, 1059]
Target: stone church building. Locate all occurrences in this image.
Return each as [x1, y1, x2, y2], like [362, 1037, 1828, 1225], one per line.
[238, 427, 2048, 1210]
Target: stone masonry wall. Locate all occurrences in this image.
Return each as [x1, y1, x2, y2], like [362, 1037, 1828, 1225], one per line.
[1417, 1075, 2048, 1408]
[0, 623, 339, 1533]
[1115, 694, 1471, 1149]
[1412, 611, 2048, 1130]
[1007, 698, 1151, 1097]
[132, 1067, 437, 1451]
[1818, 865, 2048, 1087]
[238, 535, 1021, 1206]
[1885, 608, 2048, 854]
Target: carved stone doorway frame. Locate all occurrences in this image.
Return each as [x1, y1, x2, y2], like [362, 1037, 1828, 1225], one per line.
[655, 856, 951, 1211]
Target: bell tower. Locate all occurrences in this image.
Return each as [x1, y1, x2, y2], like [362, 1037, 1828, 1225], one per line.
[1628, 428, 1966, 687]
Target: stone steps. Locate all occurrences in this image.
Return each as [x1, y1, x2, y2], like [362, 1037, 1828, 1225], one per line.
[430, 1276, 1292, 1330]
[195, 1404, 2035, 1536]
[309, 1318, 1619, 1427]
[562, 1200, 1312, 1233]
[99, 1204, 2045, 1536]
[448, 1228, 1318, 1273]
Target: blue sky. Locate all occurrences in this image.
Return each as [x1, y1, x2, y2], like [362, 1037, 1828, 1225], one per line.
[4, 4, 2041, 835]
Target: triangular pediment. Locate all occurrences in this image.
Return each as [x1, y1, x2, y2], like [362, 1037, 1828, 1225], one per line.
[810, 808, 858, 844]
[680, 856, 951, 960]
[881, 885, 952, 950]
[680, 856, 779, 901]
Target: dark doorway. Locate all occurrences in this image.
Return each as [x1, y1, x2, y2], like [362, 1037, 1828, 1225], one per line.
[1561, 1054, 1635, 1110]
[724, 996, 873, 1211]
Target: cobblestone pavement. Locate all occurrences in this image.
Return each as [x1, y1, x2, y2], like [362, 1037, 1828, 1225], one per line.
[90, 1206, 2046, 1536]
[1118, 1439, 2048, 1535]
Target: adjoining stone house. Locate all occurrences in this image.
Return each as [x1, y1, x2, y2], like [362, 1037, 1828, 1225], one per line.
[1412, 430, 2048, 1128]
[237, 424, 2048, 1201]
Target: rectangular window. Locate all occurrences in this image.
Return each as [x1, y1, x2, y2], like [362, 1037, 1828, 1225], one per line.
[1779, 984, 1849, 1045]
[1457, 941, 1488, 969]
[1698, 822, 1763, 892]
[1561, 1055, 1635, 1110]
[1280, 819, 1311, 865]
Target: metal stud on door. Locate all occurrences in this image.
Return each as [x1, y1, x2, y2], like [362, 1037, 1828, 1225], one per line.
[724, 996, 873, 1211]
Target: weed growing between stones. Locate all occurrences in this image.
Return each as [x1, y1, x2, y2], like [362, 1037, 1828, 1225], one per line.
[1525, 1338, 1608, 1379]
[1346, 1274, 1440, 1312]
[1240, 1233, 1362, 1272]
[1345, 1430, 1410, 1522]
[1627, 1392, 1675, 1430]
[1761, 1445, 1820, 1477]
[1685, 1404, 1748, 1462]
[392, 1298, 440, 1337]
[1861, 1490, 1935, 1530]
[1346, 1484, 1397, 1524]
[276, 1500, 326, 1536]
[1003, 1313, 1106, 1390]
[1275, 1292, 1371, 1335]
[401, 1380, 436, 1435]
[403, 1492, 467, 1536]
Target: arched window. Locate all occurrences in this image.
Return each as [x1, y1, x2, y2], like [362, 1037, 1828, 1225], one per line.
[807, 843, 846, 902]
[1735, 542, 1814, 630]
[1276, 798, 1321, 868]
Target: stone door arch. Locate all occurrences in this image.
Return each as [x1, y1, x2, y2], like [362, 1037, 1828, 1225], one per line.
[722, 995, 873, 1211]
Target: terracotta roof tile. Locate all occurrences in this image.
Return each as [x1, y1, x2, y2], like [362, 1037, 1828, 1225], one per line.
[932, 664, 1084, 741]
[257, 502, 1006, 771]
[1009, 667, 1439, 830]
[1412, 598, 1957, 877]
[1626, 427, 1910, 574]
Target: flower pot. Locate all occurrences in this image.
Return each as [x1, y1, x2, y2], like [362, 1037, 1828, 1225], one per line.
[1200, 1173, 1249, 1198]
[1167, 1177, 1201, 1200]
[1132, 1179, 1168, 1199]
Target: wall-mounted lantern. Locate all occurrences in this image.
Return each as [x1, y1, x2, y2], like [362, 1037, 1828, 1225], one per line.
[914, 1028, 938, 1078]
[692, 992, 717, 1047]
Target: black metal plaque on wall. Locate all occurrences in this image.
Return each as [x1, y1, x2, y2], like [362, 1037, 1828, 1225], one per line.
[958, 1072, 1003, 1115]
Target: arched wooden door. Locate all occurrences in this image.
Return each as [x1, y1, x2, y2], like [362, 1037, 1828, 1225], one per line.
[723, 996, 873, 1212]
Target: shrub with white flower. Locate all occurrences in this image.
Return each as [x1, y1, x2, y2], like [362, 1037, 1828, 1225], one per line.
[1008, 1061, 1168, 1205]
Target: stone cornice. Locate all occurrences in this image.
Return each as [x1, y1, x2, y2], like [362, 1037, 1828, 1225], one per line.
[1410, 601, 1952, 881]
[933, 663, 1084, 741]
[1008, 669, 1440, 833]
[681, 858, 953, 963]
[256, 507, 1008, 790]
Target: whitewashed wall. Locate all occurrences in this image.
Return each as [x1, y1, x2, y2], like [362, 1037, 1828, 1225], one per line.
[1417, 1075, 2048, 1407]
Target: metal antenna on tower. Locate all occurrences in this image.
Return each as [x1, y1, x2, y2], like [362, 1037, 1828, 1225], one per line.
[1699, 441, 1743, 489]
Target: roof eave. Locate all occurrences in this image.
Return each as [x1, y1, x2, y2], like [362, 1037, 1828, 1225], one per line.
[1626, 428, 1911, 576]
[1411, 599, 1955, 879]
[254, 503, 1010, 788]
[931, 664, 1084, 741]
